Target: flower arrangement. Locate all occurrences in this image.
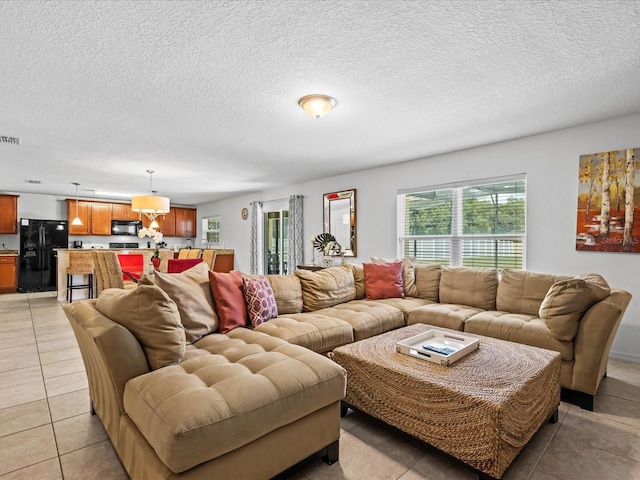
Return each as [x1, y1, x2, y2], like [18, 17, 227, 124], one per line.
[138, 226, 163, 244]
[312, 233, 342, 256]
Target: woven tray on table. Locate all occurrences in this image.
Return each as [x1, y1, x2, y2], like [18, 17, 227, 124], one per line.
[330, 324, 560, 479]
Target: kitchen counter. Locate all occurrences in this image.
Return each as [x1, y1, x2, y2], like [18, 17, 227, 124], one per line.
[56, 249, 175, 302]
[0, 250, 18, 256]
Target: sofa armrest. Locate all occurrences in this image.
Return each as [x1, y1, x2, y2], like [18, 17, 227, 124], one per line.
[64, 300, 149, 441]
[572, 289, 631, 394]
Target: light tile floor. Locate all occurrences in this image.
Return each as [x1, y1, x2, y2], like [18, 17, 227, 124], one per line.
[1, 293, 640, 479]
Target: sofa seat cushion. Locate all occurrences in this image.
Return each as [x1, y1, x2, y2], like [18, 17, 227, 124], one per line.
[124, 328, 346, 474]
[464, 311, 573, 362]
[253, 313, 354, 353]
[314, 301, 405, 341]
[406, 303, 484, 331]
[365, 297, 435, 316]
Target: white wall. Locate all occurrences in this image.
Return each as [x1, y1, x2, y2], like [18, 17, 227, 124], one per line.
[197, 112, 640, 362]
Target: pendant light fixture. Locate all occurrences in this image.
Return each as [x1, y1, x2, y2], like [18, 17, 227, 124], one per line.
[71, 182, 83, 226]
[131, 170, 170, 227]
[298, 94, 337, 119]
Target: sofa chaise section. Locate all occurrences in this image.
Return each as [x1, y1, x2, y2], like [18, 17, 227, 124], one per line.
[64, 290, 347, 480]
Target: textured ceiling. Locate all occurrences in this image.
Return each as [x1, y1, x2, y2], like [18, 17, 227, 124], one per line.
[1, 0, 639, 205]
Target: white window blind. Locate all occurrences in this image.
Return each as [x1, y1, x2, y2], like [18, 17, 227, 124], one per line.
[398, 176, 526, 268]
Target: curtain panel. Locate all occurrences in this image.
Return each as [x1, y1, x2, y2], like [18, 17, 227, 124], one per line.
[287, 195, 304, 274]
[250, 201, 263, 274]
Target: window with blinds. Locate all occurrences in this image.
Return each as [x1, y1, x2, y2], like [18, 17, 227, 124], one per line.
[398, 176, 526, 268]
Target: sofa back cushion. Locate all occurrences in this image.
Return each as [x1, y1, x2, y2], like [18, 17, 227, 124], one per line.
[143, 262, 218, 343]
[363, 261, 404, 300]
[342, 263, 366, 299]
[439, 267, 498, 310]
[266, 274, 303, 314]
[497, 269, 570, 315]
[95, 284, 186, 370]
[540, 273, 611, 341]
[414, 264, 442, 301]
[295, 266, 356, 311]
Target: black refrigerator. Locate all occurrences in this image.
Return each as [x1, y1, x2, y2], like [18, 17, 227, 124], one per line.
[19, 218, 69, 292]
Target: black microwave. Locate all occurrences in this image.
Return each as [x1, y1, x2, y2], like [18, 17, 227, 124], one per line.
[111, 220, 141, 236]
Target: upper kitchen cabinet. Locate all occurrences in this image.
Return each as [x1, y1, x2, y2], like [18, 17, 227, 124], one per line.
[67, 199, 91, 235]
[90, 202, 112, 235]
[112, 203, 140, 221]
[0, 194, 18, 234]
[156, 208, 176, 237]
[175, 207, 197, 237]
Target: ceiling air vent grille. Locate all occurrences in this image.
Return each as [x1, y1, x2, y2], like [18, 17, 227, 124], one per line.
[1, 136, 21, 145]
[25, 179, 42, 184]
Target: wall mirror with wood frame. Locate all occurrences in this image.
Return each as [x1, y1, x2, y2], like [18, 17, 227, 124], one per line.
[323, 189, 356, 257]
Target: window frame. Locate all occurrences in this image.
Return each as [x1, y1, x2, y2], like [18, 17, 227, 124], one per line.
[201, 215, 221, 246]
[397, 174, 527, 269]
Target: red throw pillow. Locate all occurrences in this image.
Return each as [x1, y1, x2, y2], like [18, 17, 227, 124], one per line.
[243, 276, 278, 326]
[209, 271, 248, 333]
[363, 261, 404, 300]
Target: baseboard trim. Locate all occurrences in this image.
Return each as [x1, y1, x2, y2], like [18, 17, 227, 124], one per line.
[609, 351, 640, 364]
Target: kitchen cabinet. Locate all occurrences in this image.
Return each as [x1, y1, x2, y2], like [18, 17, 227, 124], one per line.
[175, 207, 197, 237]
[0, 256, 18, 293]
[0, 194, 18, 234]
[112, 203, 140, 221]
[91, 203, 112, 235]
[156, 208, 176, 237]
[67, 200, 92, 235]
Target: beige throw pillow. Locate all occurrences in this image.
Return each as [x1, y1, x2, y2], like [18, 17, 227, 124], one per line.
[95, 284, 185, 370]
[370, 257, 418, 297]
[539, 273, 611, 341]
[147, 262, 219, 343]
[295, 266, 356, 311]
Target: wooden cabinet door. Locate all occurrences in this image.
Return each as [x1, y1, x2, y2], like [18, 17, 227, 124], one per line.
[67, 200, 91, 235]
[0, 195, 18, 234]
[157, 208, 176, 237]
[0, 256, 17, 293]
[175, 207, 197, 237]
[112, 203, 128, 220]
[91, 203, 112, 235]
[112, 203, 141, 221]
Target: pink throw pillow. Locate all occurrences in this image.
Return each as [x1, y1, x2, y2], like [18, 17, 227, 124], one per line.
[363, 261, 404, 300]
[209, 271, 248, 333]
[243, 276, 278, 326]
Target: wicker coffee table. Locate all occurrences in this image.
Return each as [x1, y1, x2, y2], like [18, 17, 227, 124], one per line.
[330, 324, 560, 479]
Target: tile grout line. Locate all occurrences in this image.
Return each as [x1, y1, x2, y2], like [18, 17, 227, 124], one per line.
[29, 293, 67, 479]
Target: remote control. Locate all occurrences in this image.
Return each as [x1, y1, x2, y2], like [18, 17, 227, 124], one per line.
[422, 344, 456, 356]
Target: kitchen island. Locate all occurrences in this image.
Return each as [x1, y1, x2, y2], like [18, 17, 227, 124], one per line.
[55, 249, 173, 302]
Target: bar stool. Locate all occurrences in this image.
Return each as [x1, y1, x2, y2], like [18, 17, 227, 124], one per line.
[66, 251, 94, 302]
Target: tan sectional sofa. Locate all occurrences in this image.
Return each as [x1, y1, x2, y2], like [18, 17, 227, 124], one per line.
[64, 262, 630, 480]
[252, 263, 630, 410]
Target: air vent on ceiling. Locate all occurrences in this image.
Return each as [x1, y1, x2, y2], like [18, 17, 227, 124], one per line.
[0, 136, 21, 145]
[25, 179, 42, 184]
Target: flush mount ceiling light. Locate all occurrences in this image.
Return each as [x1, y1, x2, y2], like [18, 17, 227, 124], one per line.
[298, 94, 337, 119]
[71, 182, 83, 226]
[131, 170, 170, 228]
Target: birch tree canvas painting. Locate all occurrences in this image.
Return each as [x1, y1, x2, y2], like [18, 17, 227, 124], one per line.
[576, 148, 639, 252]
